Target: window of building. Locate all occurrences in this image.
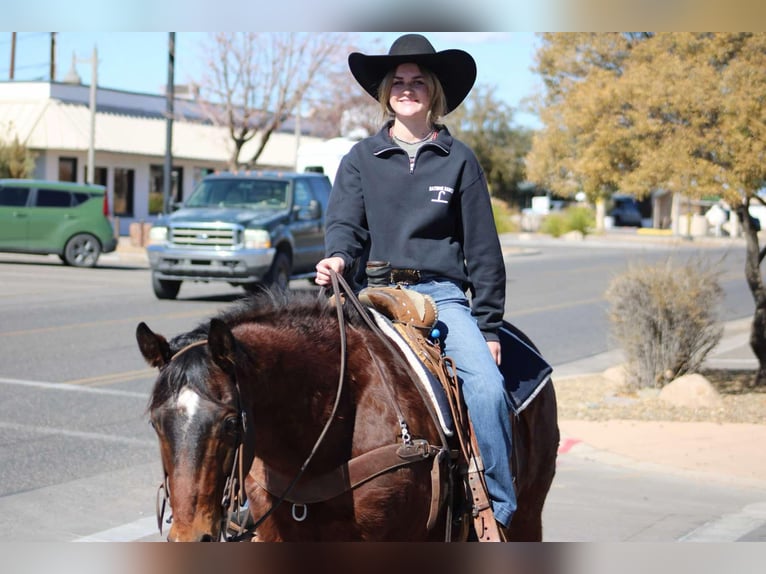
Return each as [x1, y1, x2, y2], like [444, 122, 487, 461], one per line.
[58, 158, 77, 182]
[149, 165, 184, 214]
[192, 167, 215, 189]
[84, 166, 108, 186]
[113, 168, 135, 217]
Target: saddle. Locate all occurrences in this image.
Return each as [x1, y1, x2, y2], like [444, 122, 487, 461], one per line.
[358, 285, 440, 369]
[358, 285, 503, 542]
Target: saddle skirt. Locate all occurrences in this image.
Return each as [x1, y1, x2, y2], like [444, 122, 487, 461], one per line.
[359, 285, 553, 423]
[367, 308, 455, 437]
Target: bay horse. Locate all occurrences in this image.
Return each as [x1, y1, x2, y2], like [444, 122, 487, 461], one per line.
[137, 288, 558, 542]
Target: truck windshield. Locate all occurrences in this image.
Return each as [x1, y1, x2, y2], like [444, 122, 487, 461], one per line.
[186, 179, 289, 209]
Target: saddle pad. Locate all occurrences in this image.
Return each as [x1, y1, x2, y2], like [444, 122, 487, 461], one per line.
[368, 309, 454, 437]
[498, 321, 553, 414]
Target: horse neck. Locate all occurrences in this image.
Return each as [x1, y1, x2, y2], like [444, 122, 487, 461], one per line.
[234, 322, 352, 472]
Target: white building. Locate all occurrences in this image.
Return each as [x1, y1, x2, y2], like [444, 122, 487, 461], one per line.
[0, 81, 324, 235]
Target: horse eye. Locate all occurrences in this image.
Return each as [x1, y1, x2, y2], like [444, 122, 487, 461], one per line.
[223, 416, 240, 435]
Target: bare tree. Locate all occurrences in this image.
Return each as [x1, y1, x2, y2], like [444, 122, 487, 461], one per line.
[195, 33, 350, 170]
[307, 84, 380, 139]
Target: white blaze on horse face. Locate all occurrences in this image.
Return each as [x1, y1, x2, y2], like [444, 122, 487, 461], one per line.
[177, 388, 202, 434]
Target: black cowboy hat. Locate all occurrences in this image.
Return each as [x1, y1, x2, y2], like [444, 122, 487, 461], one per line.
[348, 33, 477, 114]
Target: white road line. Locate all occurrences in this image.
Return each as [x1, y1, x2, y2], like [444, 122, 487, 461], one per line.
[679, 502, 766, 541]
[0, 421, 155, 446]
[0, 377, 148, 398]
[75, 516, 159, 542]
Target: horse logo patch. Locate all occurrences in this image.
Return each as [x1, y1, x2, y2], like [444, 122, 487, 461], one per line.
[429, 185, 453, 204]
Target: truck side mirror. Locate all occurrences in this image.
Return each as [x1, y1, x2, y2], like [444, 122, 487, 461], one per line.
[295, 200, 321, 221]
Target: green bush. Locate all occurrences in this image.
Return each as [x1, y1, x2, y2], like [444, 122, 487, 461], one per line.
[0, 132, 36, 178]
[491, 199, 520, 234]
[605, 257, 724, 390]
[539, 205, 595, 238]
[539, 212, 567, 237]
[564, 206, 595, 237]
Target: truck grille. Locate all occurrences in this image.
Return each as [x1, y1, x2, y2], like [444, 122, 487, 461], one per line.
[170, 225, 240, 248]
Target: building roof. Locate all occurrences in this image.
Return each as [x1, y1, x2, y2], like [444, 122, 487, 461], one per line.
[0, 81, 322, 167]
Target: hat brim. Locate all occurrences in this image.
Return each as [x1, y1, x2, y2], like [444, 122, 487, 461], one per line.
[348, 49, 477, 114]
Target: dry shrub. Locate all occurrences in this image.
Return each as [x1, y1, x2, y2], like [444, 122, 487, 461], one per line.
[605, 257, 724, 390]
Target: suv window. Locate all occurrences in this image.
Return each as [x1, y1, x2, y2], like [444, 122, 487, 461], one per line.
[293, 180, 314, 209]
[72, 192, 92, 206]
[0, 187, 31, 207]
[36, 189, 73, 207]
[308, 177, 331, 211]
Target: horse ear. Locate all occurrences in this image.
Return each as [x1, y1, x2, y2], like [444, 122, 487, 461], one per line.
[136, 322, 171, 368]
[208, 318, 236, 372]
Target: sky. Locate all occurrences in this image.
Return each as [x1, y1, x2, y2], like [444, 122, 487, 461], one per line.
[0, 32, 544, 129]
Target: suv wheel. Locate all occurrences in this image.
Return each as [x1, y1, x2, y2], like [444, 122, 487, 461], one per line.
[63, 233, 101, 267]
[152, 273, 181, 300]
[264, 252, 291, 291]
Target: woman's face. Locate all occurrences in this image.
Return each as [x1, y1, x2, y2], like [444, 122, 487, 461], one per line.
[389, 63, 430, 122]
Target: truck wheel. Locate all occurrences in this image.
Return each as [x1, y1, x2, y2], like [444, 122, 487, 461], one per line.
[265, 252, 291, 291]
[152, 273, 181, 300]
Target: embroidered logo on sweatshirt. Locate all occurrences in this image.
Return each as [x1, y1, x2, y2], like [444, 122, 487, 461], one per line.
[429, 185, 454, 204]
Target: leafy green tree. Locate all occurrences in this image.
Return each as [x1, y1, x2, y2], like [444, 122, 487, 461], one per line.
[0, 130, 35, 178]
[527, 33, 651, 228]
[446, 83, 532, 205]
[528, 32, 766, 387]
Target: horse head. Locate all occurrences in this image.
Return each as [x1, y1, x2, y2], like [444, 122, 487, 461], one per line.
[137, 319, 249, 542]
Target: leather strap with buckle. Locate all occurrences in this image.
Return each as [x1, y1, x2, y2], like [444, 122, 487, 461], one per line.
[390, 268, 422, 285]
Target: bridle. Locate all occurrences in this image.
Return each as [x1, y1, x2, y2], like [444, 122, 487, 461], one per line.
[155, 272, 351, 542]
[155, 338, 249, 541]
[155, 270, 449, 541]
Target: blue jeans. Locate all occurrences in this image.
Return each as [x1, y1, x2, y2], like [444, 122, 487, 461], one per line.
[407, 279, 516, 528]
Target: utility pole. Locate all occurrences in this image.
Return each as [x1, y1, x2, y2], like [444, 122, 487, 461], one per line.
[10, 32, 16, 79]
[50, 32, 57, 81]
[61, 46, 98, 184]
[87, 45, 97, 184]
[163, 32, 175, 214]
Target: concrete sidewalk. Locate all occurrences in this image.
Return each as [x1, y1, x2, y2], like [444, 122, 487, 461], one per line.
[100, 236, 149, 266]
[554, 317, 766, 490]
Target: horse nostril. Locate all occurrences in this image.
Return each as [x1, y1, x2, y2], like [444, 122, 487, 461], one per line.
[199, 533, 215, 542]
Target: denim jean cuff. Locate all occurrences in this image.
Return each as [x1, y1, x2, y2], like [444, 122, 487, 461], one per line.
[491, 503, 514, 529]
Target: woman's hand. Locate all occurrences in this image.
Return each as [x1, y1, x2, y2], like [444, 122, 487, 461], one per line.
[315, 256, 346, 286]
[487, 340, 501, 366]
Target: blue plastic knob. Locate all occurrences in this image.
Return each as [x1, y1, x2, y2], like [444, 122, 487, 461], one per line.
[430, 328, 441, 340]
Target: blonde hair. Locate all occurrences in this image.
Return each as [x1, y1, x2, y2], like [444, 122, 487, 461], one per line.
[377, 64, 448, 125]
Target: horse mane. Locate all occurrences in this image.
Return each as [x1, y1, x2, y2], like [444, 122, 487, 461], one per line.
[149, 289, 370, 412]
[168, 290, 368, 352]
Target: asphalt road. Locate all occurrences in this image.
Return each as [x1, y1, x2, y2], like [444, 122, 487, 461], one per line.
[0, 237, 760, 542]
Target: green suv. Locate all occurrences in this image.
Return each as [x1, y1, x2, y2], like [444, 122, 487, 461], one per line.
[0, 179, 117, 267]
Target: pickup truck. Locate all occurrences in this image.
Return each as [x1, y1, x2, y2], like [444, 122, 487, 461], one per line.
[146, 171, 331, 299]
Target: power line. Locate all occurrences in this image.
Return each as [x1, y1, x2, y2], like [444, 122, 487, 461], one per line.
[0, 62, 48, 73]
[0, 32, 48, 46]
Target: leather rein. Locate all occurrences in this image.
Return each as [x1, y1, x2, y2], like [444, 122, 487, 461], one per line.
[155, 270, 448, 541]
